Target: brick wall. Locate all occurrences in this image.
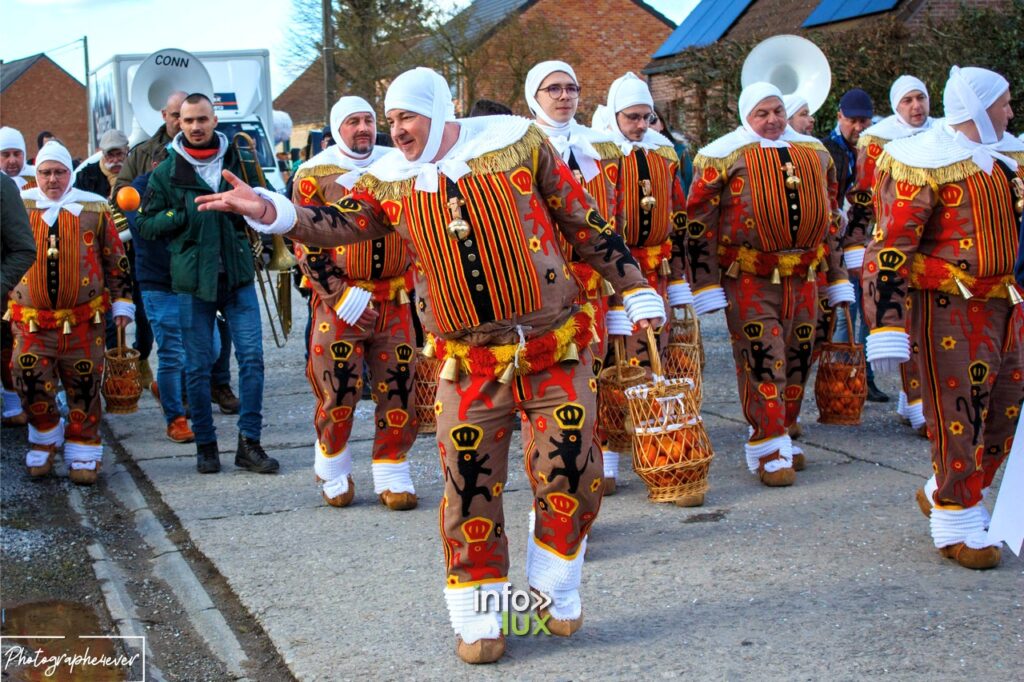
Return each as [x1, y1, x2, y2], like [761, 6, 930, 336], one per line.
[274, 59, 327, 128]
[1, 58, 87, 160]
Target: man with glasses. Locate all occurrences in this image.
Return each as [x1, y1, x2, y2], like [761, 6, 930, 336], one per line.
[592, 72, 692, 500]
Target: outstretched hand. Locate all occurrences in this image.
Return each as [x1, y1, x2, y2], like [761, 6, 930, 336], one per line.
[194, 170, 277, 223]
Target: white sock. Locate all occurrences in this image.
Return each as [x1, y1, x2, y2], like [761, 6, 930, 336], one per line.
[314, 441, 352, 498]
[372, 459, 415, 495]
[744, 435, 792, 473]
[930, 506, 993, 550]
[2, 389, 23, 418]
[444, 583, 505, 643]
[906, 400, 926, 429]
[65, 442, 102, 471]
[896, 391, 908, 419]
[602, 450, 620, 479]
[26, 422, 64, 466]
[526, 535, 586, 621]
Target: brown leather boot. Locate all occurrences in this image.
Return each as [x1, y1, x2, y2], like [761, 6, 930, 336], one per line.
[938, 542, 1001, 570]
[531, 588, 583, 637]
[602, 477, 617, 496]
[379, 490, 418, 510]
[69, 462, 101, 486]
[26, 443, 57, 478]
[787, 422, 802, 440]
[673, 493, 704, 507]
[757, 452, 795, 487]
[317, 475, 355, 508]
[455, 634, 506, 664]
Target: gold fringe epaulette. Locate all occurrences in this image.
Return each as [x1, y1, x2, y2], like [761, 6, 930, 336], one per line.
[357, 124, 548, 201]
[876, 151, 1024, 188]
[694, 140, 828, 176]
[857, 134, 889, 151]
[652, 145, 679, 164]
[23, 199, 110, 213]
[294, 165, 350, 181]
[592, 141, 623, 160]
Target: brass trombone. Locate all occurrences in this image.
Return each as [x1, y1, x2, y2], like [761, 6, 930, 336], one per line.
[231, 132, 297, 347]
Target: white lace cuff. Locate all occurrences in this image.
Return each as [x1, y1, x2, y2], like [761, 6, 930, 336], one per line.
[334, 286, 372, 325]
[826, 280, 856, 307]
[667, 280, 693, 306]
[118, 228, 132, 243]
[843, 246, 865, 270]
[244, 187, 296, 235]
[692, 286, 728, 315]
[606, 309, 632, 336]
[111, 300, 136, 321]
[865, 330, 911, 373]
[623, 287, 666, 328]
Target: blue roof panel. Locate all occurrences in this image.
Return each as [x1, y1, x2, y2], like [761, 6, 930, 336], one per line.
[802, 0, 900, 28]
[652, 0, 756, 59]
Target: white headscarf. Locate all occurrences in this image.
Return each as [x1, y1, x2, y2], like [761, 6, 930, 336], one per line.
[697, 82, 819, 159]
[379, 67, 458, 191]
[890, 75, 929, 126]
[943, 66, 1015, 172]
[21, 141, 105, 225]
[328, 95, 382, 188]
[783, 94, 808, 121]
[593, 72, 673, 154]
[0, 126, 26, 154]
[524, 60, 603, 182]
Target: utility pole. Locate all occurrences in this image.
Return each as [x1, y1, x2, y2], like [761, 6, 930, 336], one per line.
[322, 0, 335, 124]
[83, 35, 92, 153]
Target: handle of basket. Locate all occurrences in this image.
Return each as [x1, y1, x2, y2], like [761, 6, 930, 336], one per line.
[645, 324, 662, 377]
[117, 324, 126, 353]
[840, 302, 854, 343]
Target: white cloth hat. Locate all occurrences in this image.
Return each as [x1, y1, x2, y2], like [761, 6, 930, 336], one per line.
[943, 66, 1009, 143]
[782, 94, 808, 120]
[329, 95, 376, 161]
[384, 67, 455, 164]
[739, 82, 785, 140]
[607, 72, 654, 114]
[889, 75, 928, 114]
[525, 60, 578, 128]
[0, 126, 26, 154]
[35, 140, 74, 172]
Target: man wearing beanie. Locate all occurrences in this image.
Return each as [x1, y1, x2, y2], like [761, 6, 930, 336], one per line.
[76, 129, 130, 198]
[290, 95, 420, 511]
[196, 66, 663, 664]
[687, 82, 851, 487]
[8, 141, 134, 485]
[845, 76, 938, 435]
[591, 72, 691, 497]
[1, 126, 36, 189]
[864, 66, 1024, 570]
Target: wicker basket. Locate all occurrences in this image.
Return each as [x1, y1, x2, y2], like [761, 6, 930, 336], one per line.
[627, 326, 714, 503]
[597, 337, 648, 452]
[414, 351, 441, 434]
[102, 328, 141, 414]
[662, 304, 704, 408]
[814, 305, 867, 425]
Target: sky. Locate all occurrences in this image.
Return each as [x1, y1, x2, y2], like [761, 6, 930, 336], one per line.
[0, 0, 698, 98]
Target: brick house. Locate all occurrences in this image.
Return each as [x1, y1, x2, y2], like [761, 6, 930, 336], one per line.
[425, 0, 675, 120]
[1, 54, 88, 159]
[643, 0, 1011, 146]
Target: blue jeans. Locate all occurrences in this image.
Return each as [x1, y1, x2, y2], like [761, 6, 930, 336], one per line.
[141, 289, 186, 424]
[178, 279, 264, 445]
[832, 274, 874, 381]
[212, 314, 232, 386]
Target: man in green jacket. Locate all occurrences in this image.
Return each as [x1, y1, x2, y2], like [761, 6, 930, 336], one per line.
[137, 93, 278, 475]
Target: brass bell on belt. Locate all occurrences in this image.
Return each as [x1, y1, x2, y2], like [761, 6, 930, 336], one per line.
[1007, 283, 1023, 306]
[1, 308, 10, 322]
[446, 197, 471, 241]
[93, 309, 103, 324]
[28, 319, 38, 333]
[46, 235, 59, 260]
[725, 260, 740, 279]
[770, 268, 782, 285]
[1012, 178, 1024, 214]
[806, 264, 816, 282]
[954, 278, 974, 300]
[439, 357, 460, 382]
[783, 162, 801, 190]
[62, 319, 72, 335]
[498, 363, 516, 385]
[600, 278, 615, 297]
[422, 339, 436, 358]
[660, 258, 672, 277]
[397, 289, 410, 305]
[561, 343, 580, 364]
[639, 179, 656, 212]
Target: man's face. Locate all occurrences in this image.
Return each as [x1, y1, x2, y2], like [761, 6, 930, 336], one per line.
[747, 97, 787, 140]
[339, 112, 375, 155]
[788, 106, 815, 135]
[838, 111, 872, 144]
[179, 99, 218, 146]
[1, 148, 25, 177]
[535, 71, 579, 125]
[36, 160, 71, 200]
[162, 93, 187, 136]
[896, 90, 929, 127]
[101, 147, 127, 174]
[387, 109, 431, 161]
[987, 90, 1014, 139]
[617, 104, 654, 141]
[39, 135, 55, 149]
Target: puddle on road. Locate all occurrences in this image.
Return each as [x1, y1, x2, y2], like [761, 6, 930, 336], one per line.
[1, 600, 135, 681]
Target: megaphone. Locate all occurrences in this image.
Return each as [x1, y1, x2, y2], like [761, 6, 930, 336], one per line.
[741, 35, 831, 115]
[130, 48, 213, 138]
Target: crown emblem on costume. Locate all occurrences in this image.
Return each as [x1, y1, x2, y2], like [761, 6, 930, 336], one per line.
[461, 517, 494, 543]
[687, 221, 706, 238]
[968, 360, 989, 385]
[553, 403, 585, 430]
[394, 344, 414, 363]
[334, 197, 360, 213]
[546, 492, 579, 517]
[743, 321, 763, 340]
[330, 340, 354, 361]
[877, 248, 906, 271]
[450, 424, 483, 451]
[74, 359, 93, 375]
[851, 190, 871, 206]
[795, 324, 814, 343]
[585, 209, 607, 230]
[386, 408, 409, 428]
[17, 354, 38, 370]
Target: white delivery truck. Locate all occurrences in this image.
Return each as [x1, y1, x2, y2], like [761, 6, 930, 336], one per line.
[89, 48, 285, 191]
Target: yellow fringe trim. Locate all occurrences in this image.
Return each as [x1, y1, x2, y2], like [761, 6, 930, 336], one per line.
[349, 274, 409, 301]
[909, 254, 1019, 300]
[693, 140, 827, 176]
[652, 145, 680, 164]
[23, 200, 109, 213]
[294, 165, 349, 181]
[357, 125, 549, 201]
[719, 243, 826, 277]
[876, 151, 1024, 189]
[592, 141, 623, 161]
[857, 134, 889, 151]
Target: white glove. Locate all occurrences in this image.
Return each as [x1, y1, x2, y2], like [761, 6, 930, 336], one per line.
[826, 280, 856, 307]
[117, 228, 133, 243]
[667, 280, 693, 307]
[111, 300, 136, 322]
[692, 286, 728, 315]
[865, 330, 910, 376]
[606, 309, 633, 336]
[623, 287, 666, 328]
[334, 287, 373, 325]
[243, 187, 297, 235]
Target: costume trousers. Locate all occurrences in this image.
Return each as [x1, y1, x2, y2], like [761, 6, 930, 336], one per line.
[306, 296, 419, 460]
[436, 349, 601, 586]
[12, 321, 105, 443]
[723, 274, 819, 441]
[913, 291, 1023, 509]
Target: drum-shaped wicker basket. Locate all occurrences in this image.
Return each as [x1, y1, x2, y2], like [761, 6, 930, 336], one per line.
[662, 304, 704, 408]
[627, 327, 714, 503]
[102, 328, 141, 414]
[597, 337, 648, 453]
[814, 305, 867, 425]
[414, 351, 442, 434]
